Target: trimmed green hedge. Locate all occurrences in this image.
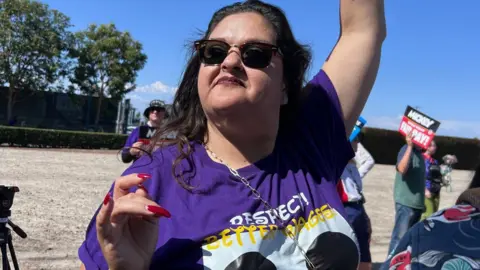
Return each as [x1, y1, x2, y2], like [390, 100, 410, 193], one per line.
[1, 125, 479, 170]
[0, 125, 127, 149]
[361, 127, 480, 170]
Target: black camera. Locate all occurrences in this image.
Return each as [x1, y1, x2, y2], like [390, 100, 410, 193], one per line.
[0, 186, 19, 218]
[427, 165, 443, 184]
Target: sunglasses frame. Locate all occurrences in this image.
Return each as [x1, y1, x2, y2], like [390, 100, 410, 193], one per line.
[194, 39, 283, 68]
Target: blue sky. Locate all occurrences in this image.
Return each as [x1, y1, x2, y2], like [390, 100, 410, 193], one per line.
[41, 0, 480, 138]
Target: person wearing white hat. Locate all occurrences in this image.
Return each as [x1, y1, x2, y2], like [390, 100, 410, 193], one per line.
[121, 100, 166, 163]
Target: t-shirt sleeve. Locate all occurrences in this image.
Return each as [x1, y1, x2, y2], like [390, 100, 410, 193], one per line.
[124, 127, 140, 149]
[77, 154, 163, 269]
[298, 69, 355, 181]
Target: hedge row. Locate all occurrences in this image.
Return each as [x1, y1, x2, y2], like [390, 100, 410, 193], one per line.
[361, 127, 480, 170]
[0, 125, 127, 149]
[1, 125, 479, 170]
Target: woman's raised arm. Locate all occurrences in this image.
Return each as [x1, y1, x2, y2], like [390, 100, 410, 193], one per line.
[322, 0, 387, 133]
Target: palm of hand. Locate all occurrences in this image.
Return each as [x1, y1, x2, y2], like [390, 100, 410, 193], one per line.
[102, 218, 159, 270]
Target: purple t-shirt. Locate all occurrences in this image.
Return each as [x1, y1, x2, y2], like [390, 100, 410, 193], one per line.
[124, 126, 141, 148]
[79, 70, 358, 269]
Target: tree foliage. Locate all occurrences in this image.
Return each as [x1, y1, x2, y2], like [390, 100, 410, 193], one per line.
[69, 23, 147, 126]
[0, 0, 73, 121]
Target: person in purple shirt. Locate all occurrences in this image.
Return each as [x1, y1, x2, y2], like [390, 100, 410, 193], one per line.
[121, 100, 167, 163]
[79, 0, 386, 269]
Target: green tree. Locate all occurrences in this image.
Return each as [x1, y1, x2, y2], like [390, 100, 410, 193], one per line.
[69, 23, 147, 127]
[0, 0, 73, 122]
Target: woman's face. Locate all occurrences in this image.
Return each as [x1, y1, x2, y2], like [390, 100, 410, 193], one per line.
[149, 108, 165, 124]
[197, 12, 284, 122]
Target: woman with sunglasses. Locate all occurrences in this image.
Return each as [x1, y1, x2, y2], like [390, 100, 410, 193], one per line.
[79, 1, 386, 269]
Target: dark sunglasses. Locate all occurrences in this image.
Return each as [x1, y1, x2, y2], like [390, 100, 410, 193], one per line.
[194, 39, 283, 69]
[150, 107, 165, 112]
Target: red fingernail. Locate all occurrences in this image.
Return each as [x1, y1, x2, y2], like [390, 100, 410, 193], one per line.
[137, 173, 151, 180]
[103, 193, 111, 205]
[146, 205, 171, 218]
[138, 184, 148, 192]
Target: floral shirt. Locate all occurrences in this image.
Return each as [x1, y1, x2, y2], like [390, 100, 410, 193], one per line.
[385, 188, 480, 269]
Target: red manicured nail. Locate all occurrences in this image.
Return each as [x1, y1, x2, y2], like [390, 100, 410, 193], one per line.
[137, 173, 151, 180]
[103, 193, 111, 205]
[146, 205, 171, 218]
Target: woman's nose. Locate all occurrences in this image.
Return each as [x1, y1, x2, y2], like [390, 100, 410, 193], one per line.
[221, 49, 244, 72]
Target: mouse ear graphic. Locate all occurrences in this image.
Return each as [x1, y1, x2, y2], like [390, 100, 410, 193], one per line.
[305, 231, 359, 270]
[224, 252, 276, 270]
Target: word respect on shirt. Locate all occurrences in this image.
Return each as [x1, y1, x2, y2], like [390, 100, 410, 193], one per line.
[203, 193, 337, 251]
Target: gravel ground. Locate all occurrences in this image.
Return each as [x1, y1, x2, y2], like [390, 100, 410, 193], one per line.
[0, 147, 474, 269]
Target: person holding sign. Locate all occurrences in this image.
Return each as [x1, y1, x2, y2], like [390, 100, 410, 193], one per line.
[384, 131, 426, 260]
[121, 100, 167, 163]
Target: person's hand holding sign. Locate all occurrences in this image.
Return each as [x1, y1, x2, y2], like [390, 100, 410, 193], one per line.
[95, 174, 171, 270]
[405, 131, 414, 147]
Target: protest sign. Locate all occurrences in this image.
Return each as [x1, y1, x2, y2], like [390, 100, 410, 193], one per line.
[398, 106, 441, 149]
[349, 116, 367, 142]
[138, 126, 157, 145]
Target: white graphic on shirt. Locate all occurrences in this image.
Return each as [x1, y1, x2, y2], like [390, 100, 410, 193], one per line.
[201, 193, 359, 270]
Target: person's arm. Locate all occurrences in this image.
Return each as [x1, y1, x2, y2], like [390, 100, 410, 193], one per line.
[355, 143, 375, 178]
[397, 133, 414, 175]
[78, 155, 162, 269]
[121, 128, 140, 163]
[397, 145, 413, 175]
[322, 0, 387, 133]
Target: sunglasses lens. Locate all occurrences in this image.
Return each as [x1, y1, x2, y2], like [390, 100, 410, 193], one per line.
[200, 41, 228, 65]
[197, 40, 275, 69]
[242, 44, 272, 68]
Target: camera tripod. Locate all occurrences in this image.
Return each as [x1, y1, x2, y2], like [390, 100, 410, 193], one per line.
[0, 216, 27, 270]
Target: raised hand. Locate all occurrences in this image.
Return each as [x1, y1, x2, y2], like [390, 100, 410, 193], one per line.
[96, 173, 171, 270]
[406, 131, 414, 147]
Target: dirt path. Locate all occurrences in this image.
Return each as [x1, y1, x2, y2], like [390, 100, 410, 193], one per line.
[0, 147, 474, 269]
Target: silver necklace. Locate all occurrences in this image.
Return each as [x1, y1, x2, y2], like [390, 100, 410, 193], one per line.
[204, 144, 317, 269]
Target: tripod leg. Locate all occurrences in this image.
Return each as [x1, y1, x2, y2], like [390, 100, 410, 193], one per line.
[0, 242, 9, 270]
[7, 236, 18, 270]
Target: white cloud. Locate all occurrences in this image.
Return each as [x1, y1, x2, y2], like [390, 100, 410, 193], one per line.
[127, 93, 151, 105]
[124, 80, 177, 112]
[134, 81, 177, 94]
[366, 115, 480, 138]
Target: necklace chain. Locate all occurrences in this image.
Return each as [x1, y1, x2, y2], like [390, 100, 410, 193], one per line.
[204, 144, 316, 269]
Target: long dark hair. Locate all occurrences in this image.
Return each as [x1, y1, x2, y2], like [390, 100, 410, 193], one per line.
[149, 0, 312, 189]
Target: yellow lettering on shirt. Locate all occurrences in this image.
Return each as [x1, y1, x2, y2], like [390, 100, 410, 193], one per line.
[203, 204, 337, 250]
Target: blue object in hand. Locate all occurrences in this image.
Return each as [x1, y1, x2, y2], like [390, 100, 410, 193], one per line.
[349, 116, 367, 142]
